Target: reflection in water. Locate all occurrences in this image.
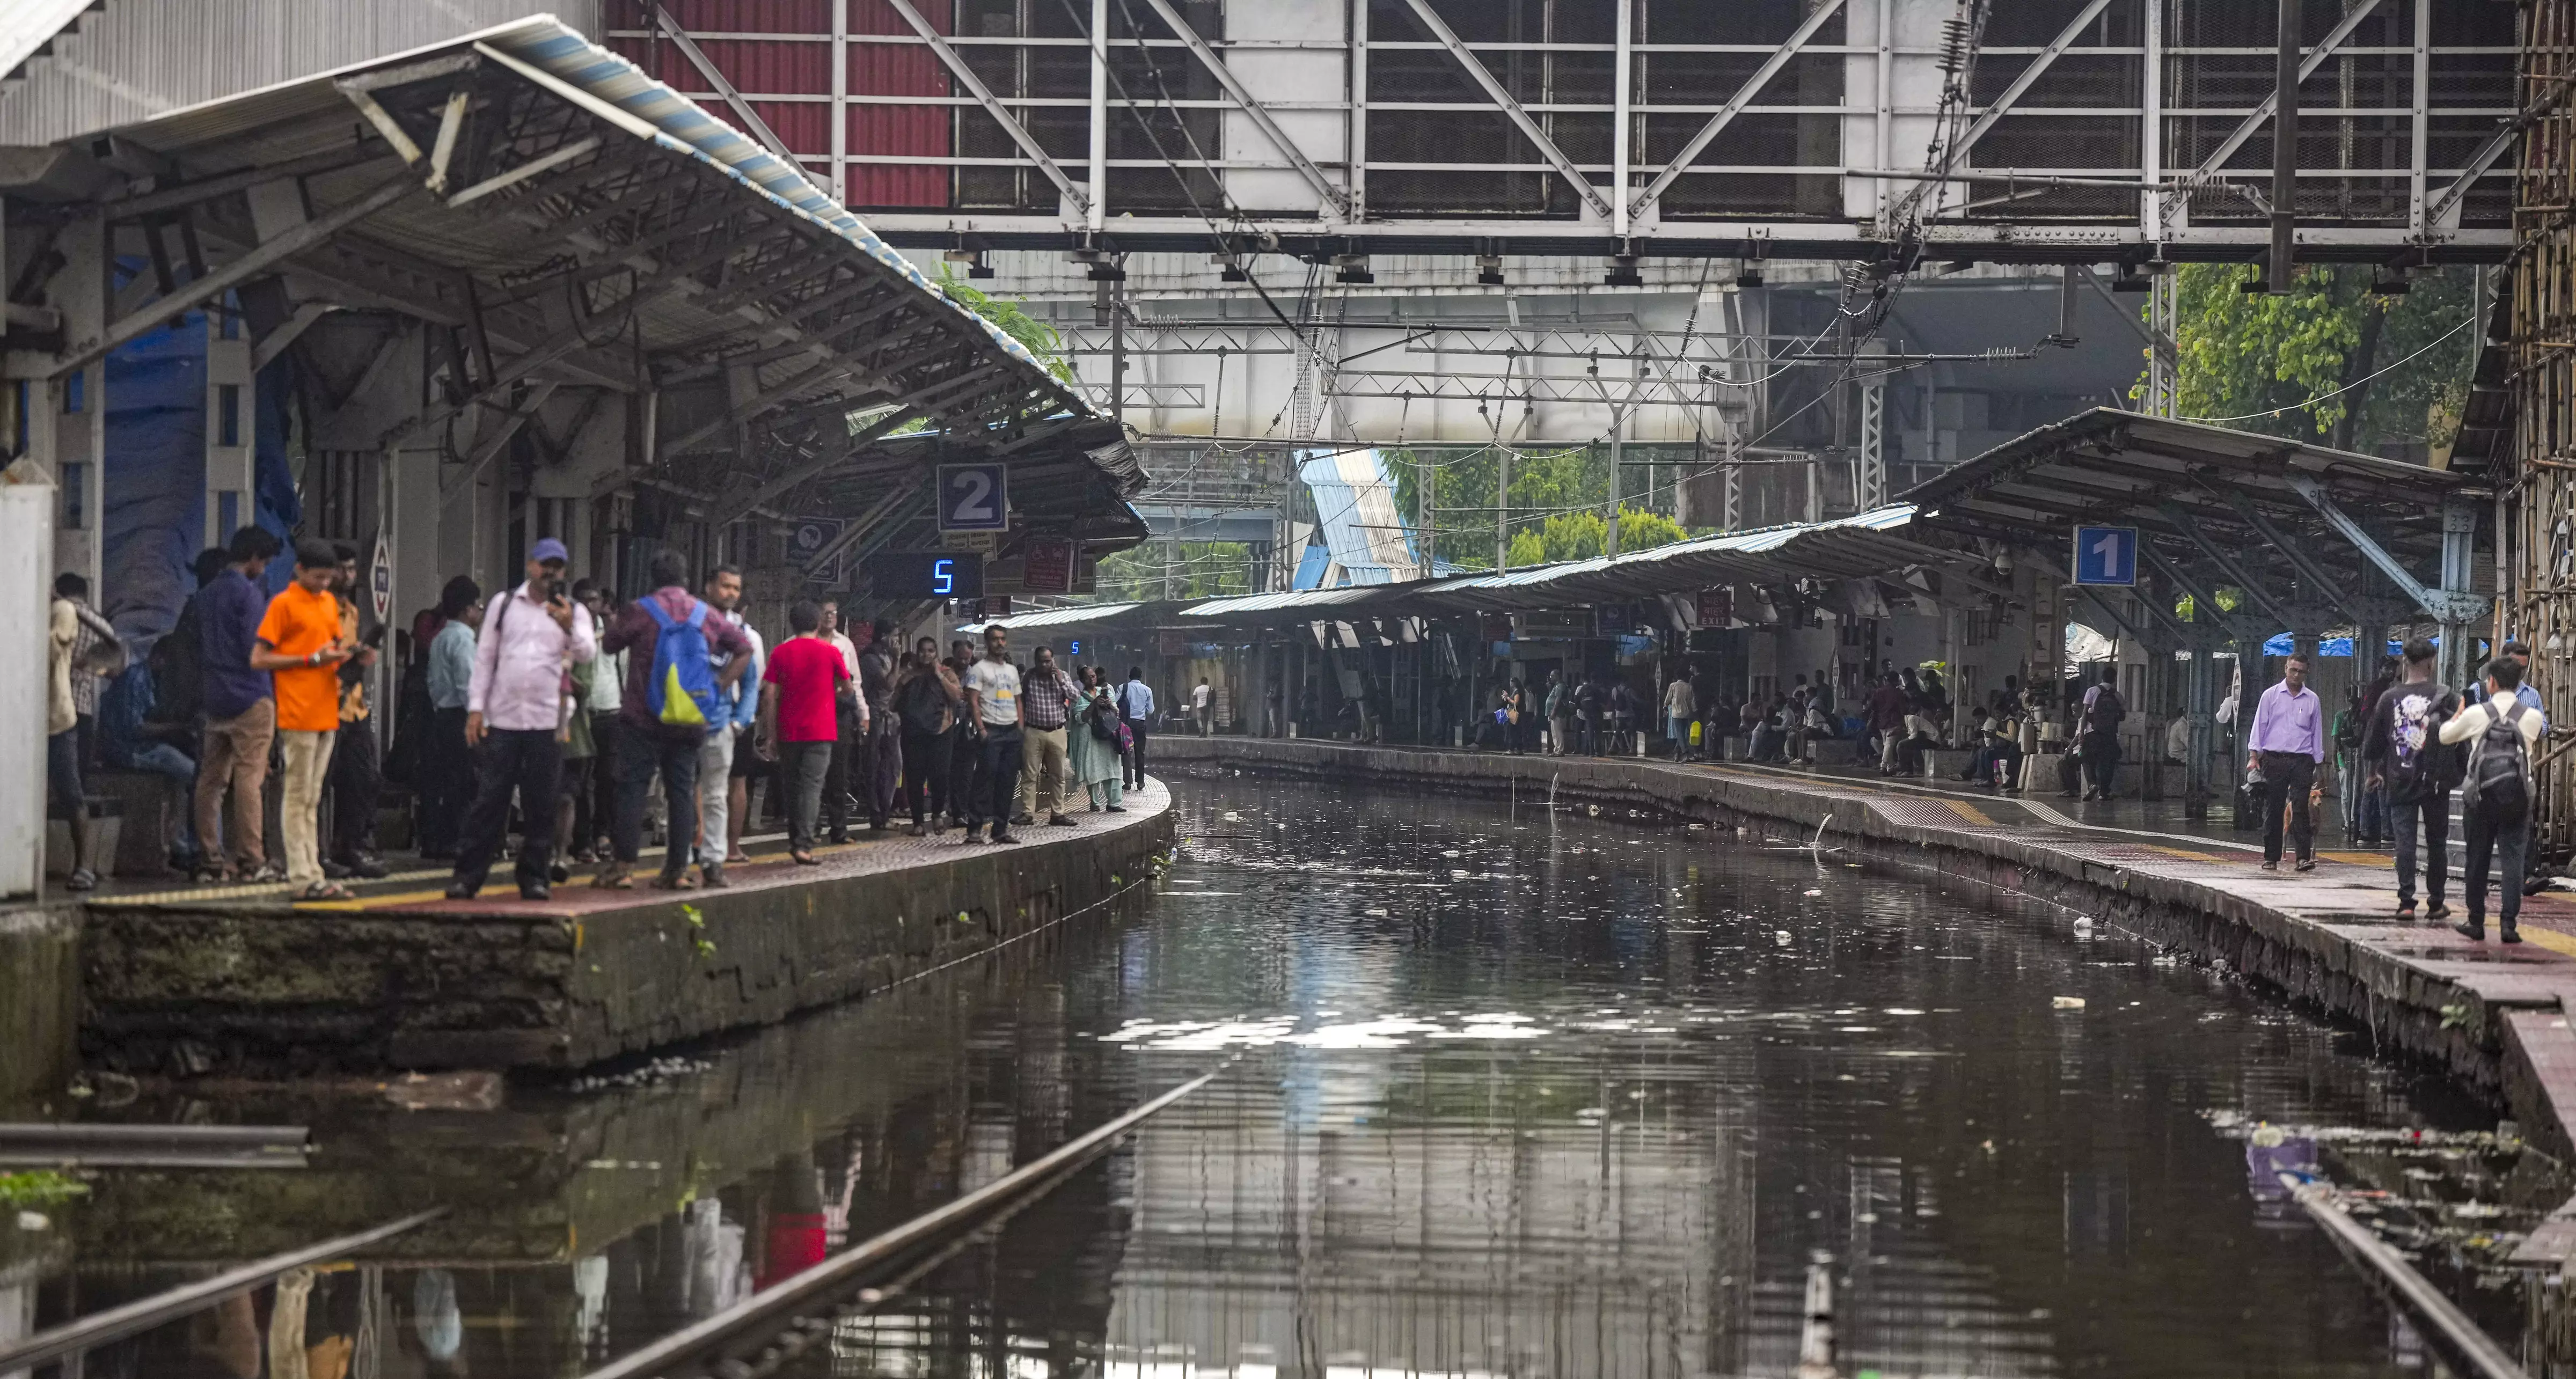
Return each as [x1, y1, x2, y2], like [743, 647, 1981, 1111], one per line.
[12, 777, 2528, 1378]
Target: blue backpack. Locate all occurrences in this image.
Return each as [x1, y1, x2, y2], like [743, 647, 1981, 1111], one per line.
[641, 598, 720, 729]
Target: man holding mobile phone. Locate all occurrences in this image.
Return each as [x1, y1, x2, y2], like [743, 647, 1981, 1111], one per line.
[325, 542, 390, 879]
[449, 538, 595, 901]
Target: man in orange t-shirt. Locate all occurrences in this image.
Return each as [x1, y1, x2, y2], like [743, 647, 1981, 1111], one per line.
[253, 539, 353, 898]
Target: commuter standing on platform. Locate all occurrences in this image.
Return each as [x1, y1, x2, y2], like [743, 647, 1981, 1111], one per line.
[419, 577, 482, 860]
[859, 618, 903, 831]
[2442, 656, 2544, 944]
[1015, 644, 1079, 828]
[1662, 671, 1695, 761]
[946, 639, 979, 828]
[570, 579, 618, 862]
[325, 542, 387, 879]
[962, 626, 1025, 845]
[2245, 653, 2327, 873]
[250, 540, 353, 900]
[1070, 664, 1126, 812]
[898, 636, 962, 834]
[448, 539, 594, 901]
[47, 575, 95, 890]
[2362, 637, 2458, 922]
[1192, 677, 1213, 736]
[694, 564, 760, 887]
[817, 602, 862, 844]
[758, 599, 856, 865]
[1118, 665, 1154, 789]
[598, 551, 752, 891]
[192, 526, 282, 884]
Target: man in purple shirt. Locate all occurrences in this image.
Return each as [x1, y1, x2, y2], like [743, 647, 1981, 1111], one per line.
[2245, 652, 2328, 871]
[192, 526, 282, 883]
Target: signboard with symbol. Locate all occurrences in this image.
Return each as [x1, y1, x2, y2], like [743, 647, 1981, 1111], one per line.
[1021, 535, 1075, 594]
[936, 463, 1009, 532]
[788, 517, 846, 584]
[2071, 525, 2138, 586]
[368, 529, 392, 622]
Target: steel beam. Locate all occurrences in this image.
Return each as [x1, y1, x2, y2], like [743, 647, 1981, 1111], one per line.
[446, 136, 603, 209]
[881, 0, 1091, 215]
[654, 5, 800, 165]
[56, 171, 420, 377]
[2215, 490, 2373, 630]
[1944, 0, 2116, 168]
[1627, 0, 1842, 223]
[2157, 501, 2301, 633]
[1397, 0, 1611, 220]
[2189, 0, 2383, 184]
[1130, 0, 1350, 217]
[701, 405, 927, 529]
[2285, 475, 2489, 622]
[441, 382, 559, 501]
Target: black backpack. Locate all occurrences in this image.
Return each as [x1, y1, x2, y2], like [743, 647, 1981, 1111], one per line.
[2380, 683, 2458, 802]
[2463, 701, 2534, 826]
[2085, 687, 2126, 733]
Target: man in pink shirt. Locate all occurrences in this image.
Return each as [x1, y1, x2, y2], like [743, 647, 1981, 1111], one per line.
[449, 539, 596, 901]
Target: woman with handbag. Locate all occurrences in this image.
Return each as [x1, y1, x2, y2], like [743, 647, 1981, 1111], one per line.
[1070, 665, 1128, 812]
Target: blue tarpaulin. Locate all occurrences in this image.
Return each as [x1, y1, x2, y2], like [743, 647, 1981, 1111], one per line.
[2258, 633, 2420, 657]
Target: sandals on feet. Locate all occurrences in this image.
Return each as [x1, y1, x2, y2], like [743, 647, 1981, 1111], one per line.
[298, 881, 356, 901]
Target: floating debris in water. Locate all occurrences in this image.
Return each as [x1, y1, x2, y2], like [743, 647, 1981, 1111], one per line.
[1775, 930, 1794, 945]
[1364, 907, 1389, 917]
[570, 1055, 714, 1092]
[1803, 889, 1823, 897]
[2052, 996, 2087, 1010]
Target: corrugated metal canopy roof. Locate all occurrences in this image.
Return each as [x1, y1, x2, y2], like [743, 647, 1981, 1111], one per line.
[35, 14, 1134, 554]
[965, 506, 1961, 636]
[0, 0, 94, 86]
[1899, 408, 2478, 569]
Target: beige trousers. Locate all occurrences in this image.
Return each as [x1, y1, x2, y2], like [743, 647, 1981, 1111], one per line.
[1018, 725, 1070, 818]
[277, 728, 336, 886]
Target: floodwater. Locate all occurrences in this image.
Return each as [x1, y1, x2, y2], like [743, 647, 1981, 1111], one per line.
[4, 776, 2548, 1378]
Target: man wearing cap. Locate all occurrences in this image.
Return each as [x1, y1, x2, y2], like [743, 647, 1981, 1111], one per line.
[449, 538, 595, 901]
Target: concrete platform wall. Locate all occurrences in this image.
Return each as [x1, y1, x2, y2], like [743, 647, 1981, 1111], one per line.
[78, 808, 1175, 1077]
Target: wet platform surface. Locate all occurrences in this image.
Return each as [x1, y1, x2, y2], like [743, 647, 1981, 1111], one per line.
[6, 776, 2539, 1378]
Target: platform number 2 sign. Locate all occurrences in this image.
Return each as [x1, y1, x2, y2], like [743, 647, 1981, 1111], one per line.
[2072, 524, 2138, 586]
[938, 463, 1009, 532]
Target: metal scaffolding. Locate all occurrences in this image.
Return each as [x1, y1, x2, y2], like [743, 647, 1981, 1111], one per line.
[2507, 0, 2576, 862]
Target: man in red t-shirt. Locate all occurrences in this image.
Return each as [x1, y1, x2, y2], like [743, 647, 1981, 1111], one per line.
[758, 599, 857, 863]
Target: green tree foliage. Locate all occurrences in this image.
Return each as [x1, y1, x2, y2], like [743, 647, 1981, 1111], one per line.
[1387, 445, 1644, 569]
[1506, 507, 1692, 566]
[1094, 541, 1256, 600]
[935, 267, 1075, 384]
[2141, 263, 2477, 454]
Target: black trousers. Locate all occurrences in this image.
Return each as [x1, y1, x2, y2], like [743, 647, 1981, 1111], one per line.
[614, 729, 699, 870]
[2465, 802, 2531, 930]
[974, 727, 1023, 829]
[454, 728, 564, 891]
[418, 707, 472, 855]
[564, 754, 596, 853]
[2390, 792, 2449, 908]
[588, 711, 622, 849]
[2082, 732, 2121, 796]
[1124, 719, 1150, 788]
[327, 715, 381, 859]
[902, 728, 947, 824]
[2256, 750, 2317, 864]
[823, 709, 854, 840]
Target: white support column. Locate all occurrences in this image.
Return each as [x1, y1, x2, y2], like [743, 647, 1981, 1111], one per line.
[832, 0, 849, 203]
[2409, 0, 2431, 232]
[47, 218, 106, 597]
[1089, 0, 1109, 231]
[1874, 0, 1893, 224]
[1723, 430, 1742, 533]
[0, 465, 50, 900]
[1613, 0, 1632, 238]
[207, 306, 255, 548]
[2141, 0, 2163, 239]
[1348, 0, 1367, 219]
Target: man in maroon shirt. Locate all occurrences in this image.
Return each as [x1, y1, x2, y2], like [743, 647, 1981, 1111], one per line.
[596, 549, 753, 889]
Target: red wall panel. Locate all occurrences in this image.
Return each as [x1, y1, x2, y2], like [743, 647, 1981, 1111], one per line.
[606, 1, 959, 209]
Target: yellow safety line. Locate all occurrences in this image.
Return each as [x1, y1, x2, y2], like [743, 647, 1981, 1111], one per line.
[1940, 799, 1997, 826]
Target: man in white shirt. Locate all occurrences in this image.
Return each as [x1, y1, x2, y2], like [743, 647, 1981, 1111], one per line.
[1119, 666, 1155, 790]
[817, 600, 866, 844]
[1191, 678, 1213, 736]
[449, 538, 595, 901]
[961, 625, 1024, 844]
[2440, 655, 2547, 944]
[695, 565, 761, 887]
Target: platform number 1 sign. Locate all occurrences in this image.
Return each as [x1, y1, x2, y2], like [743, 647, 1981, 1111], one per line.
[938, 463, 1009, 532]
[2072, 524, 2138, 586]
